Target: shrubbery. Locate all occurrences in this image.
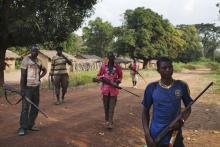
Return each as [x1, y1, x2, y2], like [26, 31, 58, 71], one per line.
[69, 71, 97, 87]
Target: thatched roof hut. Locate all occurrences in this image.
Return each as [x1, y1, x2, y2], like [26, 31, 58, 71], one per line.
[5, 50, 21, 71]
[75, 54, 102, 62]
[5, 50, 20, 60]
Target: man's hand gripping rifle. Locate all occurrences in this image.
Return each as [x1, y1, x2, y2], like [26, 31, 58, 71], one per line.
[93, 77, 140, 97]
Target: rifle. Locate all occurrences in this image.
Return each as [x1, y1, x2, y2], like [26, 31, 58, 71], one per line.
[93, 78, 140, 97]
[154, 82, 213, 144]
[48, 74, 55, 100]
[136, 70, 147, 83]
[129, 64, 147, 83]
[3, 84, 49, 118]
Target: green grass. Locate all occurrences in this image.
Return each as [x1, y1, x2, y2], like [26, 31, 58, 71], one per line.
[205, 69, 220, 93]
[41, 71, 98, 88]
[69, 71, 97, 87]
[173, 59, 220, 72]
[122, 70, 131, 80]
[123, 69, 157, 81]
[40, 59, 220, 90]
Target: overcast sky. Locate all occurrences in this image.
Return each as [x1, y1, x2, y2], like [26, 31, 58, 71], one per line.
[76, 0, 220, 35]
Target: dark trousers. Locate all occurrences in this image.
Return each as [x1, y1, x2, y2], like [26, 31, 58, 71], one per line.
[103, 94, 117, 124]
[54, 74, 69, 101]
[19, 86, 39, 129]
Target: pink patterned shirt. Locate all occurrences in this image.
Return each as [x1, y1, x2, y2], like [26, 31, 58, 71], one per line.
[97, 63, 123, 96]
[131, 63, 137, 76]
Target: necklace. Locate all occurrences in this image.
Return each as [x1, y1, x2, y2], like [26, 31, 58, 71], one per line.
[159, 79, 174, 89]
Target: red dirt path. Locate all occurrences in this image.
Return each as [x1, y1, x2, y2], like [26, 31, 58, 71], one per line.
[0, 69, 220, 147]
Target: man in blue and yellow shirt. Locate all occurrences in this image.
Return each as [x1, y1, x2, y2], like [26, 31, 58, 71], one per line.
[50, 47, 72, 105]
[142, 57, 192, 147]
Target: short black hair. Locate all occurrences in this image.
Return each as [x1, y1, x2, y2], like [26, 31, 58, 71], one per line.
[156, 56, 172, 69]
[31, 45, 39, 51]
[107, 51, 115, 59]
[56, 46, 63, 51]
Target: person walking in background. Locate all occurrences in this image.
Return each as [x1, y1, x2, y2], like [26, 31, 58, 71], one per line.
[142, 57, 192, 147]
[129, 59, 138, 88]
[18, 45, 47, 136]
[97, 52, 123, 129]
[50, 46, 72, 105]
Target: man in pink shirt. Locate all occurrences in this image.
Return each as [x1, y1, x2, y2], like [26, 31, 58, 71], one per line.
[97, 52, 123, 129]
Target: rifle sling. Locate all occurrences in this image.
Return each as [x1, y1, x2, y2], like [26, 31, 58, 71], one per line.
[4, 89, 22, 105]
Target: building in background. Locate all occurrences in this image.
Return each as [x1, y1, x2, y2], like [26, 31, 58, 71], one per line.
[5, 50, 21, 71]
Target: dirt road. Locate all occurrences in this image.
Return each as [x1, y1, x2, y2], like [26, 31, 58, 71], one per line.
[0, 69, 220, 147]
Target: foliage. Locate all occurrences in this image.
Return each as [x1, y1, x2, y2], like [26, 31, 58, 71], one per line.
[115, 7, 185, 59]
[195, 23, 220, 60]
[82, 17, 114, 57]
[69, 71, 97, 86]
[8, 46, 29, 56]
[206, 70, 220, 93]
[61, 32, 86, 55]
[173, 62, 198, 72]
[176, 25, 203, 62]
[113, 27, 136, 57]
[0, 0, 98, 85]
[0, 0, 98, 47]
[15, 59, 21, 69]
[173, 59, 220, 72]
[214, 50, 220, 62]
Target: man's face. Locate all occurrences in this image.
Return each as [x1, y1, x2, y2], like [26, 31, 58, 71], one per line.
[31, 49, 39, 58]
[157, 61, 173, 79]
[107, 53, 115, 62]
[57, 49, 62, 55]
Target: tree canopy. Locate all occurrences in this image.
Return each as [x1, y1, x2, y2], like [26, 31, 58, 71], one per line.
[61, 32, 86, 55]
[82, 17, 114, 57]
[176, 25, 203, 62]
[195, 23, 220, 60]
[0, 0, 98, 85]
[113, 7, 185, 67]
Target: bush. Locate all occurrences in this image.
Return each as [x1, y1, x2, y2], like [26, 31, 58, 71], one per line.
[206, 70, 220, 93]
[182, 64, 196, 70]
[173, 58, 220, 72]
[205, 62, 220, 71]
[173, 63, 183, 72]
[15, 59, 21, 69]
[69, 71, 97, 87]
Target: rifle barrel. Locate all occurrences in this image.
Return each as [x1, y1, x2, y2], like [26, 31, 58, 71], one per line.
[25, 97, 49, 118]
[3, 84, 49, 118]
[155, 82, 213, 143]
[93, 78, 140, 97]
[121, 88, 140, 97]
[137, 71, 147, 83]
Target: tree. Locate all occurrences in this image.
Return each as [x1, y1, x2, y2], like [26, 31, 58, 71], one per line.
[0, 0, 97, 86]
[114, 7, 184, 68]
[215, 50, 220, 62]
[195, 23, 220, 60]
[82, 17, 114, 57]
[61, 32, 85, 55]
[113, 27, 136, 57]
[176, 25, 203, 62]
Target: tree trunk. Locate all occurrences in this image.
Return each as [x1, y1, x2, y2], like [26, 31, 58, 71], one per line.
[142, 57, 152, 69]
[0, 0, 11, 87]
[0, 48, 6, 87]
